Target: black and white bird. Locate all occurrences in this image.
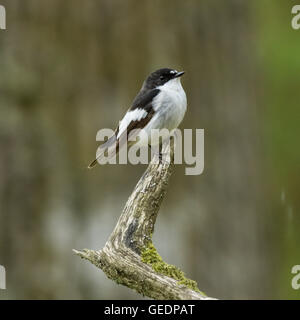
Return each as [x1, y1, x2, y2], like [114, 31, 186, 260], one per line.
[88, 68, 187, 168]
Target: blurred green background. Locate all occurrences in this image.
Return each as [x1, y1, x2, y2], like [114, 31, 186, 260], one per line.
[0, 0, 299, 299]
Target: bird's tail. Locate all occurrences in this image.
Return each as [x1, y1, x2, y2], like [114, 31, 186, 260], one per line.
[88, 135, 119, 169]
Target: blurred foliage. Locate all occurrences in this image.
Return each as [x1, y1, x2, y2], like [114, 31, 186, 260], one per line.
[254, 0, 300, 299]
[0, 0, 299, 299]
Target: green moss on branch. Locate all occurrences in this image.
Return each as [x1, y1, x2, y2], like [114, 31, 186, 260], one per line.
[141, 241, 205, 295]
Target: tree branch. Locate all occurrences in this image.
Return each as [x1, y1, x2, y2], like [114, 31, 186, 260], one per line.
[74, 141, 215, 300]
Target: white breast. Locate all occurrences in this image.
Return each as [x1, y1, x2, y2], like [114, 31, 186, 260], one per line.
[151, 77, 187, 131]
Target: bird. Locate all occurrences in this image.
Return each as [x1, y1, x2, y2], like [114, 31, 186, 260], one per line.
[88, 68, 187, 168]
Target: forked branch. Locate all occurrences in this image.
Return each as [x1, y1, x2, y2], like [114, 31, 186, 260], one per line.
[74, 141, 215, 300]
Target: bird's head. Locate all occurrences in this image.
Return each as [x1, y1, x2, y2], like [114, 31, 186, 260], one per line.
[143, 68, 185, 90]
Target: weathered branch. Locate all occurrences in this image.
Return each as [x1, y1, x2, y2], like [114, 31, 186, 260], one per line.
[74, 141, 215, 300]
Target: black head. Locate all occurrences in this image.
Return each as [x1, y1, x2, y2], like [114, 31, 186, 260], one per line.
[143, 68, 185, 89]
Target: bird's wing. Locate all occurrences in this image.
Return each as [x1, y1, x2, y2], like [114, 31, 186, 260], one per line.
[88, 89, 159, 168]
[117, 89, 160, 138]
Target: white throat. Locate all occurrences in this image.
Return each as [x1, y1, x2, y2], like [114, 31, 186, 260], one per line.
[158, 77, 184, 93]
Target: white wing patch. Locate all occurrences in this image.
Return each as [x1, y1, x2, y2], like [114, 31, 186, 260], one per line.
[117, 108, 148, 138]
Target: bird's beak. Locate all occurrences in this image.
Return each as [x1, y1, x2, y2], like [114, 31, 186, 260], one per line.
[174, 71, 185, 78]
